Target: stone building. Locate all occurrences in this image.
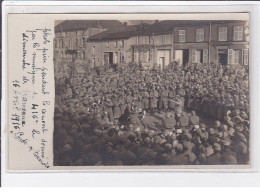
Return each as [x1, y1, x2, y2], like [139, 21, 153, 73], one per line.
[87, 23, 147, 68]
[132, 20, 249, 68]
[54, 20, 123, 78]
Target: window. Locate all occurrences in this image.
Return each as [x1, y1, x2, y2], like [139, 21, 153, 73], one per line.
[178, 30, 186, 42]
[203, 49, 208, 63]
[69, 39, 73, 49]
[81, 37, 85, 47]
[92, 46, 95, 55]
[234, 50, 240, 64]
[219, 27, 227, 41]
[115, 41, 118, 47]
[106, 42, 109, 48]
[228, 49, 241, 64]
[82, 51, 85, 59]
[234, 26, 243, 41]
[60, 39, 63, 48]
[192, 49, 196, 63]
[92, 58, 96, 67]
[120, 52, 125, 62]
[75, 38, 79, 48]
[192, 49, 205, 63]
[134, 50, 139, 62]
[162, 36, 166, 44]
[148, 49, 153, 62]
[243, 49, 249, 65]
[115, 52, 118, 63]
[139, 50, 144, 61]
[145, 50, 149, 62]
[196, 28, 204, 42]
[228, 49, 233, 64]
[121, 40, 124, 47]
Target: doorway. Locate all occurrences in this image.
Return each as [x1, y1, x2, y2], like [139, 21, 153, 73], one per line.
[218, 49, 228, 65]
[175, 49, 189, 65]
[159, 57, 165, 67]
[157, 49, 171, 67]
[104, 52, 114, 65]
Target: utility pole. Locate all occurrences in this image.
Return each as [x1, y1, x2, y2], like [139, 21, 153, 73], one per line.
[208, 22, 211, 64]
[66, 49, 79, 78]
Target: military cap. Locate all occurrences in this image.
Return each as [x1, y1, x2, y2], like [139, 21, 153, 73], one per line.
[238, 142, 248, 154]
[176, 143, 184, 153]
[185, 132, 192, 141]
[213, 143, 221, 151]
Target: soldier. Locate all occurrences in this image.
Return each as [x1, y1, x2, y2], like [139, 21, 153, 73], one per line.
[113, 96, 121, 120]
[163, 113, 176, 133]
[162, 86, 169, 111]
[150, 85, 158, 112]
[105, 98, 114, 123]
[189, 111, 199, 126]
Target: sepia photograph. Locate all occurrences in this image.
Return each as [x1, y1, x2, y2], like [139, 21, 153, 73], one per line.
[53, 17, 250, 167]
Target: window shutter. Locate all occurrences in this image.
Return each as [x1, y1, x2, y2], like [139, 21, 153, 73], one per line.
[234, 50, 240, 64]
[149, 49, 153, 62]
[239, 26, 243, 41]
[196, 29, 199, 42]
[203, 49, 208, 63]
[145, 50, 149, 62]
[243, 49, 249, 65]
[228, 49, 233, 64]
[192, 49, 197, 63]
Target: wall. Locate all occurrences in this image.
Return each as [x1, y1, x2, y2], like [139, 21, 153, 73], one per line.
[87, 37, 136, 68]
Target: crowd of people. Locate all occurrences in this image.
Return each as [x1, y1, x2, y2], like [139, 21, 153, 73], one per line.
[54, 60, 249, 166]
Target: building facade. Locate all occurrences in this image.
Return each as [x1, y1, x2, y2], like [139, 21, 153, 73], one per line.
[54, 20, 123, 78]
[54, 20, 249, 78]
[131, 20, 249, 68]
[87, 24, 145, 68]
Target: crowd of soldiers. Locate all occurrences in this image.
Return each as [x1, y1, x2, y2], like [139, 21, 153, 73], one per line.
[54, 60, 249, 166]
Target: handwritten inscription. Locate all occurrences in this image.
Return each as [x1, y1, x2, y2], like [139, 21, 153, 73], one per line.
[10, 27, 53, 169]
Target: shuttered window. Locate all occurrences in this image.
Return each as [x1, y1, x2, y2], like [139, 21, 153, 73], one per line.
[196, 28, 204, 42]
[219, 27, 227, 41]
[234, 26, 243, 41]
[179, 30, 186, 42]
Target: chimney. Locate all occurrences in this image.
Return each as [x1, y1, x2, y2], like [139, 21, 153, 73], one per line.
[124, 22, 127, 26]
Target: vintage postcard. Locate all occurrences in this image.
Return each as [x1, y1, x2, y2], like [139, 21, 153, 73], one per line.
[7, 13, 250, 171]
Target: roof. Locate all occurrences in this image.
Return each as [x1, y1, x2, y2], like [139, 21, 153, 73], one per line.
[88, 20, 247, 41]
[55, 20, 123, 33]
[88, 24, 148, 41]
[138, 20, 246, 36]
